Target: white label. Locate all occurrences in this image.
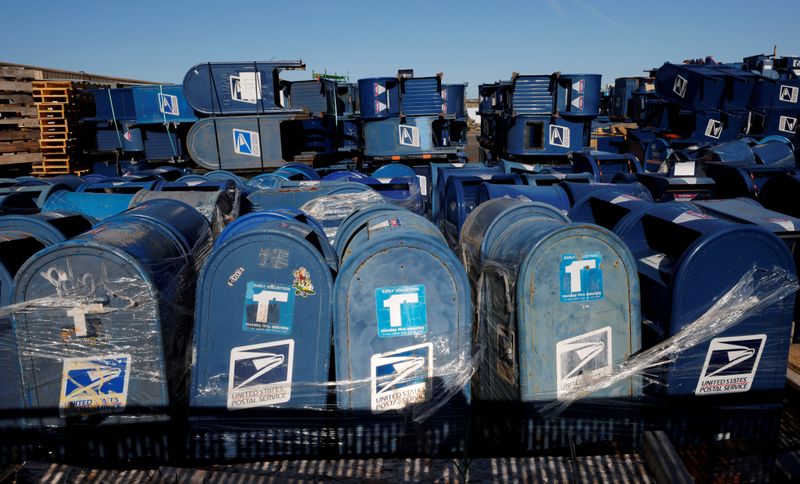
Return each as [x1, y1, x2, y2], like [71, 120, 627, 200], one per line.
[672, 211, 713, 224]
[778, 85, 799, 103]
[298, 180, 320, 186]
[371, 342, 433, 411]
[695, 335, 766, 396]
[60, 354, 131, 416]
[66, 303, 104, 337]
[252, 290, 289, 323]
[417, 175, 427, 196]
[571, 95, 584, 110]
[766, 217, 796, 231]
[610, 194, 640, 204]
[377, 177, 393, 183]
[549, 125, 570, 148]
[556, 327, 612, 399]
[779, 115, 798, 134]
[673, 161, 696, 177]
[230, 72, 263, 104]
[232, 128, 261, 157]
[158, 93, 180, 116]
[704, 119, 723, 139]
[639, 253, 666, 270]
[227, 339, 294, 409]
[673, 75, 688, 98]
[399, 125, 420, 147]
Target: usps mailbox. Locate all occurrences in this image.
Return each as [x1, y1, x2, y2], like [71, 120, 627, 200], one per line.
[12, 200, 211, 421]
[332, 209, 471, 411]
[475, 216, 641, 401]
[597, 200, 795, 397]
[191, 216, 334, 410]
[459, 198, 569, 288]
[442, 174, 523, 244]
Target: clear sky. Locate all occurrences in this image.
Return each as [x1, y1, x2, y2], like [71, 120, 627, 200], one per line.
[1, 0, 798, 97]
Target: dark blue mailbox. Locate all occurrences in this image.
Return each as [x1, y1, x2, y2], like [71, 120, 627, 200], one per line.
[441, 174, 523, 244]
[581, 198, 795, 397]
[191, 215, 335, 410]
[474, 216, 641, 401]
[42, 192, 134, 220]
[759, 174, 800, 218]
[12, 200, 211, 421]
[568, 151, 642, 182]
[332, 208, 471, 412]
[431, 163, 502, 225]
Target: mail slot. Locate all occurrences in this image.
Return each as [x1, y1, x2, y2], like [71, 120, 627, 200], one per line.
[0, 184, 72, 209]
[459, 198, 569, 288]
[0, 211, 95, 245]
[759, 174, 800, 219]
[332, 208, 471, 412]
[475, 216, 641, 401]
[77, 181, 158, 194]
[568, 151, 643, 182]
[576, 197, 795, 397]
[12, 199, 211, 423]
[0, 193, 40, 215]
[635, 174, 716, 202]
[191, 216, 335, 411]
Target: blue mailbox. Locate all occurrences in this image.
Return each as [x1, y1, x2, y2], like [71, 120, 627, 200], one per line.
[458, 198, 569, 286]
[568, 151, 642, 182]
[130, 85, 198, 124]
[441, 174, 523, 244]
[474, 215, 641, 401]
[572, 195, 796, 397]
[191, 216, 335, 411]
[246, 183, 378, 212]
[12, 200, 211, 422]
[332, 208, 471, 412]
[760, 174, 800, 218]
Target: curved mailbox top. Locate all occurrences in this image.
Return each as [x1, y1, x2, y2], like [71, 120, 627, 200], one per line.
[246, 183, 376, 212]
[0, 231, 49, 305]
[205, 170, 247, 192]
[191, 218, 335, 409]
[246, 173, 290, 191]
[77, 181, 158, 194]
[372, 164, 417, 179]
[0, 211, 95, 245]
[215, 210, 336, 272]
[183, 61, 306, 115]
[1, 184, 73, 208]
[459, 199, 570, 282]
[339, 210, 445, 267]
[333, 204, 404, 259]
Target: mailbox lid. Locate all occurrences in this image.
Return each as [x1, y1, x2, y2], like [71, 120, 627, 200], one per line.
[332, 233, 471, 411]
[192, 224, 334, 409]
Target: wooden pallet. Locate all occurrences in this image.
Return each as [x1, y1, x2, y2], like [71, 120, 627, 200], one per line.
[31, 80, 80, 175]
[0, 66, 43, 168]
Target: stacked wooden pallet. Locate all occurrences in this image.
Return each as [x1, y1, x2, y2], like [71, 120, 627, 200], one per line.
[32, 81, 80, 175]
[0, 67, 43, 167]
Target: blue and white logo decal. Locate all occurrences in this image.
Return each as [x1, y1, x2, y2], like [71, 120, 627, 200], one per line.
[778, 85, 799, 103]
[227, 340, 294, 409]
[158, 93, 180, 116]
[371, 342, 433, 411]
[695, 335, 766, 395]
[229, 71, 262, 104]
[673, 75, 688, 98]
[399, 124, 420, 147]
[243, 281, 295, 335]
[556, 327, 612, 398]
[59, 354, 131, 416]
[549, 125, 570, 148]
[233, 128, 261, 157]
[704, 119, 723, 139]
[375, 284, 427, 337]
[560, 253, 603, 302]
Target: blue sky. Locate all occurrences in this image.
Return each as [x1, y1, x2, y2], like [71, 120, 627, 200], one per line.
[1, 0, 798, 96]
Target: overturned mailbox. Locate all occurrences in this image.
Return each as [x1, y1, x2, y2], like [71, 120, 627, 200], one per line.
[10, 200, 210, 423]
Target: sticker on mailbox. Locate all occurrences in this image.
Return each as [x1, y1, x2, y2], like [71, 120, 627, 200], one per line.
[227, 339, 294, 409]
[243, 281, 295, 335]
[695, 334, 766, 396]
[556, 327, 612, 399]
[375, 284, 427, 337]
[59, 353, 131, 417]
[560, 253, 603, 302]
[371, 342, 433, 411]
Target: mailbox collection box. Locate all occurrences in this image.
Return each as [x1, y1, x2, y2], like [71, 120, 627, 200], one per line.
[0, 155, 797, 464]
